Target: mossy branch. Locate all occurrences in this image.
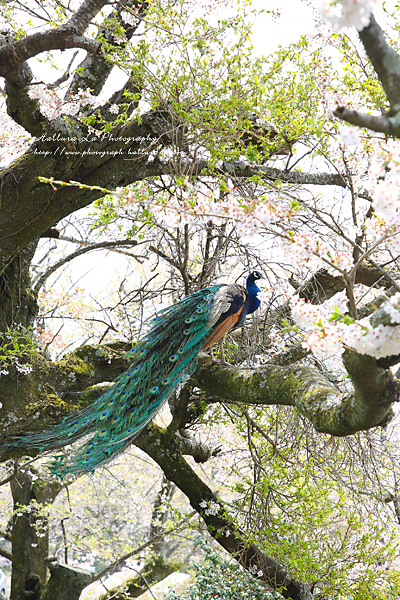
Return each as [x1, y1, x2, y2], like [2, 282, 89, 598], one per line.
[193, 350, 397, 436]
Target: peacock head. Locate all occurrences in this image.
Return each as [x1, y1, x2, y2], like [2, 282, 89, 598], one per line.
[248, 270, 262, 282]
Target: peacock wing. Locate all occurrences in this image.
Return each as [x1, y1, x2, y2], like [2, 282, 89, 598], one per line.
[204, 284, 247, 349]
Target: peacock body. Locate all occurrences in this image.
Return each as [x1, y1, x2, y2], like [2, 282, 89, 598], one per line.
[7, 272, 262, 477]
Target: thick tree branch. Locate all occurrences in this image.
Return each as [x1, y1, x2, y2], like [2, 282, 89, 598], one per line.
[174, 431, 221, 463]
[193, 350, 397, 436]
[67, 0, 148, 98]
[358, 15, 400, 115]
[0, 344, 131, 454]
[333, 106, 399, 135]
[67, 0, 111, 36]
[3, 56, 51, 136]
[0, 31, 101, 81]
[220, 161, 350, 189]
[335, 15, 400, 135]
[0, 0, 108, 81]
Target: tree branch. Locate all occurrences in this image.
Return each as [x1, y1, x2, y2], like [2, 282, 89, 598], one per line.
[135, 423, 315, 600]
[0, 31, 101, 81]
[358, 14, 400, 115]
[193, 350, 397, 437]
[67, 0, 148, 99]
[333, 106, 399, 135]
[33, 239, 139, 293]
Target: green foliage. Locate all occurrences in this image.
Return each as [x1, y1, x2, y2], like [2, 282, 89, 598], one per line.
[0, 326, 38, 376]
[225, 408, 400, 600]
[165, 539, 278, 600]
[97, 0, 328, 165]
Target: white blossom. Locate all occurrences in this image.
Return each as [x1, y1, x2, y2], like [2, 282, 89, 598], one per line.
[108, 104, 120, 115]
[318, 0, 378, 31]
[337, 124, 361, 146]
[373, 181, 399, 218]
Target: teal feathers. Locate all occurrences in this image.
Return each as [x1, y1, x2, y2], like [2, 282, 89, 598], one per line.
[6, 271, 262, 478]
[9, 286, 221, 478]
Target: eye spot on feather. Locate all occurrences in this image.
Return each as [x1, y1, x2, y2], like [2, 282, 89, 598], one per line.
[185, 317, 194, 323]
[183, 329, 190, 335]
[169, 355, 178, 362]
[178, 348, 185, 354]
[99, 429, 107, 436]
[162, 377, 170, 385]
[100, 412, 108, 420]
[150, 386, 159, 394]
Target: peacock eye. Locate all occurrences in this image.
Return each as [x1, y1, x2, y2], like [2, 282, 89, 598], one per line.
[150, 386, 159, 394]
[169, 355, 178, 362]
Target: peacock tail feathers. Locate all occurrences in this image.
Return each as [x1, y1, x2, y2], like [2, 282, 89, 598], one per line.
[7, 285, 222, 478]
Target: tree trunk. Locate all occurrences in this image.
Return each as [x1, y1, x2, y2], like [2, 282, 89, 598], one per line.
[41, 563, 92, 600]
[10, 470, 60, 600]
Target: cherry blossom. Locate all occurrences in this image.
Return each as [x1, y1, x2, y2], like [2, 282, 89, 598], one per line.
[337, 124, 361, 146]
[318, 0, 378, 31]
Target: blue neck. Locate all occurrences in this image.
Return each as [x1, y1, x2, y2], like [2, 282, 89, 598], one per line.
[246, 274, 261, 313]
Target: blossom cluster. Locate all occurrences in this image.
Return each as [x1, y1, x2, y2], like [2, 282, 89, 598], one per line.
[318, 0, 378, 31]
[291, 292, 400, 360]
[28, 86, 99, 121]
[122, 187, 282, 240]
[199, 499, 221, 516]
[337, 124, 361, 146]
[284, 232, 354, 276]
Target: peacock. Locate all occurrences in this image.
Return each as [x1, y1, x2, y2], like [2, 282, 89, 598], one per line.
[7, 271, 262, 477]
